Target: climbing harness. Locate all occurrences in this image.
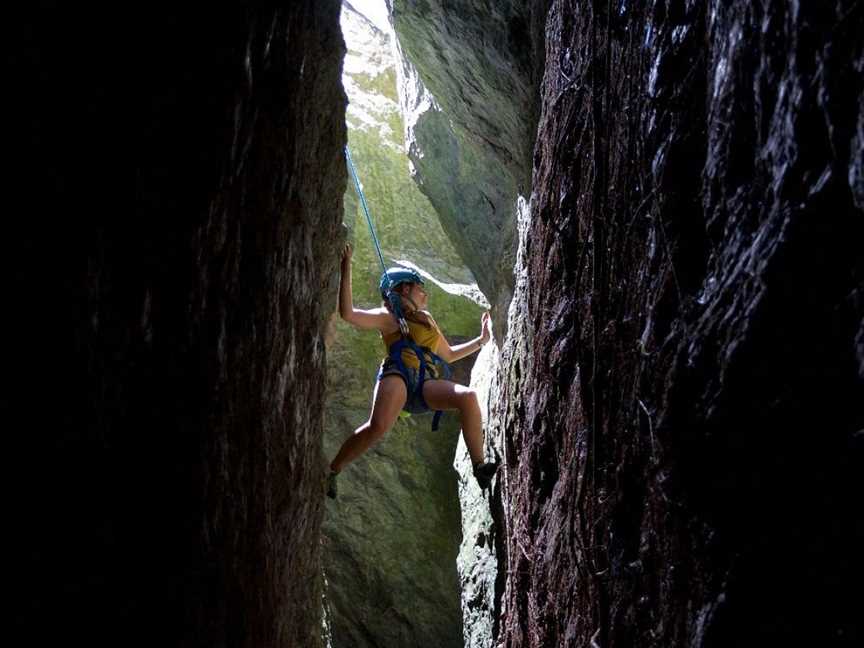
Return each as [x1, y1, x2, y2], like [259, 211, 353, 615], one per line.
[382, 336, 452, 431]
[345, 145, 451, 430]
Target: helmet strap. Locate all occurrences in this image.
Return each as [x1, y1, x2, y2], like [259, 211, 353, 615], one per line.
[386, 292, 410, 337]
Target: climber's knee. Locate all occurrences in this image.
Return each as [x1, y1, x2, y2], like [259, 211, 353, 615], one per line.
[366, 419, 390, 442]
[458, 388, 480, 412]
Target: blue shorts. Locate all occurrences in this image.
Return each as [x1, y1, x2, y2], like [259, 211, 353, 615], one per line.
[377, 356, 441, 414]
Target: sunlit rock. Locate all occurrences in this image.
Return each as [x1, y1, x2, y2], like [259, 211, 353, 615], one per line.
[390, 0, 550, 338]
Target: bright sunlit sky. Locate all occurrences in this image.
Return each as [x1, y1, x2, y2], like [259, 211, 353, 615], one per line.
[349, 0, 391, 33]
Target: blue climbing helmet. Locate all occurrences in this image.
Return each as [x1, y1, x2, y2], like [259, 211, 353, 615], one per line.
[379, 267, 424, 299]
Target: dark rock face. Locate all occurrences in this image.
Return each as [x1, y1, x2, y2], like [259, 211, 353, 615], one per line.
[7, 3, 345, 646]
[491, 1, 864, 646]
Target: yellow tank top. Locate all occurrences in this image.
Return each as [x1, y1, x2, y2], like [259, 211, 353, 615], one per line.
[381, 313, 442, 369]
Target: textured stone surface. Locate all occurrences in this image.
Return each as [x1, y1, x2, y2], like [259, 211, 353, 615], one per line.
[486, 1, 864, 646]
[390, 0, 551, 336]
[452, 196, 533, 648]
[322, 5, 486, 647]
[7, 3, 346, 646]
[453, 337, 504, 648]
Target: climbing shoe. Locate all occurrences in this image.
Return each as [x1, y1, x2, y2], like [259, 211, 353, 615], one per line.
[473, 462, 498, 490]
[326, 470, 339, 499]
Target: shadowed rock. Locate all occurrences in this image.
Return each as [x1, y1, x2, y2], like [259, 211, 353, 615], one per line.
[7, 3, 346, 646]
[487, 1, 864, 646]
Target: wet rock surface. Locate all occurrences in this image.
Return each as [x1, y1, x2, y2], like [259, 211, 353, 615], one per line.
[7, 3, 345, 646]
[488, 1, 864, 646]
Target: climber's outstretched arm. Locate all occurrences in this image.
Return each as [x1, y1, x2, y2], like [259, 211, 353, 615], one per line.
[338, 242, 393, 331]
[432, 312, 491, 363]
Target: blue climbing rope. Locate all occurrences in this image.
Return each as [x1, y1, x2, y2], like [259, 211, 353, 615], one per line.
[346, 145, 408, 334]
[345, 145, 388, 275]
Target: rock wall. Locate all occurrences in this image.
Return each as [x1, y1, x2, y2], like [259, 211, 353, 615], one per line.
[489, 1, 864, 646]
[7, 3, 346, 646]
[390, 0, 551, 335]
[453, 197, 534, 648]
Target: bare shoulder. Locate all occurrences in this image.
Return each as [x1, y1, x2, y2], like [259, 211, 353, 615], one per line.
[344, 305, 396, 332]
[368, 306, 394, 326]
[373, 306, 400, 334]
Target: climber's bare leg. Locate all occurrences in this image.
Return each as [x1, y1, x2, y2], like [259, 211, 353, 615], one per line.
[422, 379, 484, 465]
[329, 375, 407, 474]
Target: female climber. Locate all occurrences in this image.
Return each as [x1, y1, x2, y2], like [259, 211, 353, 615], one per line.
[326, 242, 498, 498]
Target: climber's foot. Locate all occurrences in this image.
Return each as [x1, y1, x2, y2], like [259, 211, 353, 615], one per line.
[473, 461, 498, 490]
